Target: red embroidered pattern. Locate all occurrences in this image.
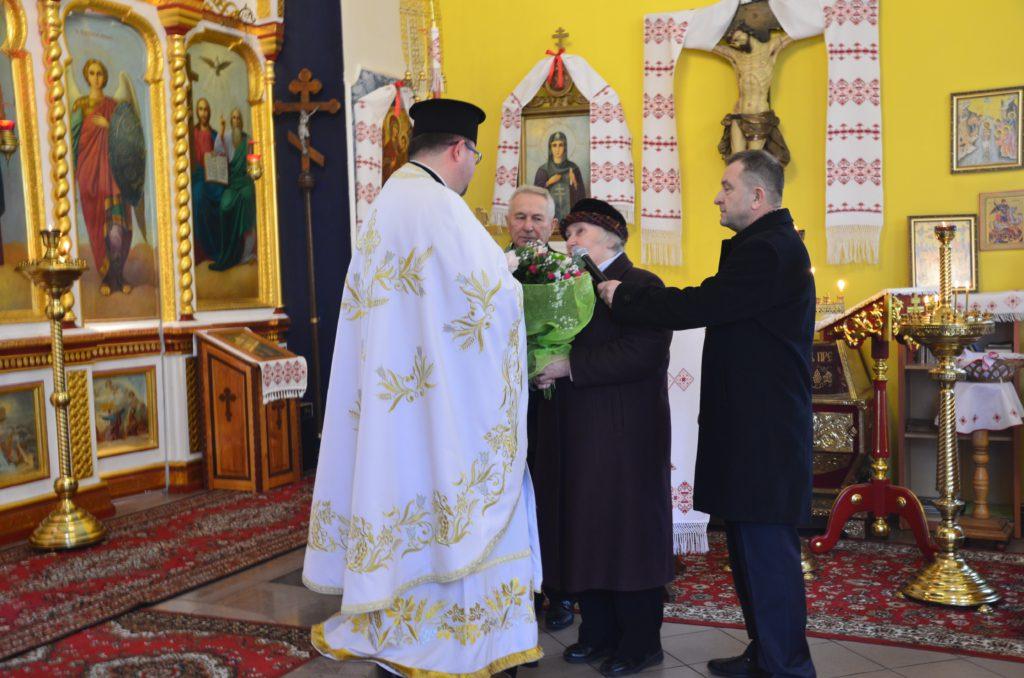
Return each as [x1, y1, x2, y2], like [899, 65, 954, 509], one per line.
[823, 0, 878, 28]
[591, 101, 625, 124]
[591, 161, 634, 183]
[495, 165, 516, 187]
[672, 481, 693, 514]
[354, 156, 383, 171]
[263, 360, 307, 389]
[640, 209, 683, 220]
[641, 167, 680, 194]
[354, 121, 381, 144]
[644, 17, 687, 45]
[827, 42, 879, 61]
[501, 106, 521, 130]
[826, 201, 883, 214]
[642, 135, 678, 152]
[591, 135, 632, 150]
[643, 93, 675, 120]
[828, 78, 880, 106]
[669, 368, 694, 391]
[497, 141, 519, 154]
[643, 60, 676, 78]
[355, 182, 380, 203]
[826, 123, 881, 141]
[826, 158, 882, 186]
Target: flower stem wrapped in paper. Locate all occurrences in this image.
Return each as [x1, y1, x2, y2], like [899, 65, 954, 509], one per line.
[512, 242, 595, 397]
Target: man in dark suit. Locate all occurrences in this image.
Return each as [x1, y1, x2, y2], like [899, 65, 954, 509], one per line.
[534, 198, 673, 677]
[505, 185, 575, 631]
[597, 150, 816, 678]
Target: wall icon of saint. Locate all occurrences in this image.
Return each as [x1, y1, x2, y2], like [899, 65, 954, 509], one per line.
[381, 105, 410, 185]
[533, 131, 586, 221]
[68, 58, 147, 297]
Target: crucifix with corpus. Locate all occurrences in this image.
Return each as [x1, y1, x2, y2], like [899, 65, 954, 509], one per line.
[272, 68, 341, 436]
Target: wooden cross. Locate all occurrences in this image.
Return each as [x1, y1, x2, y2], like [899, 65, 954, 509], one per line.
[273, 68, 341, 173]
[552, 27, 570, 50]
[219, 387, 237, 422]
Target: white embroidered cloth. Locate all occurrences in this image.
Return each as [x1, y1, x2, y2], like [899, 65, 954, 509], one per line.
[352, 83, 414, 229]
[491, 54, 634, 224]
[305, 163, 540, 672]
[946, 350, 1024, 434]
[668, 328, 710, 554]
[197, 329, 307, 405]
[641, 0, 883, 266]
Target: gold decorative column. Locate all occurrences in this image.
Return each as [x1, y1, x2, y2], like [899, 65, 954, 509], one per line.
[19, 226, 104, 549]
[38, 0, 76, 321]
[901, 223, 998, 607]
[168, 31, 195, 318]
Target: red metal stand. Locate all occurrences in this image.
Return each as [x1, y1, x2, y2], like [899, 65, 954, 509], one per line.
[810, 295, 938, 558]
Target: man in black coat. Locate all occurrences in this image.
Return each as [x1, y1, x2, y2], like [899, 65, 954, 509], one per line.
[598, 150, 816, 678]
[534, 198, 673, 677]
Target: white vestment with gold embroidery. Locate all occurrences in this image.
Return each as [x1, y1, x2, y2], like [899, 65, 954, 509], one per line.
[304, 162, 542, 676]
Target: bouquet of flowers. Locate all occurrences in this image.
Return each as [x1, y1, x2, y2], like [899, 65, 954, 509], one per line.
[510, 242, 596, 396]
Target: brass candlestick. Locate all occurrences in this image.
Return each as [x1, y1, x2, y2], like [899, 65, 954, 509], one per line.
[900, 223, 997, 607]
[17, 226, 105, 550]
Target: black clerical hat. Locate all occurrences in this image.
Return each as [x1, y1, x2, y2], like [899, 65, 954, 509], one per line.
[409, 98, 486, 144]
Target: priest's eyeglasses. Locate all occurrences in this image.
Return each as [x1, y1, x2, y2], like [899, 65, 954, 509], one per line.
[453, 139, 483, 165]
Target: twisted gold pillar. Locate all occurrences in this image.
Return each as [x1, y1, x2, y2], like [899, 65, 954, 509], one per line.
[19, 228, 104, 550]
[39, 0, 75, 320]
[168, 33, 195, 318]
[901, 223, 998, 607]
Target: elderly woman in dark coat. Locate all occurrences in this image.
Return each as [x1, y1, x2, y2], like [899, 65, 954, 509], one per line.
[532, 198, 672, 677]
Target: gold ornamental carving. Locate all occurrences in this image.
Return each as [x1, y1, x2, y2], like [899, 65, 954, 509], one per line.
[68, 370, 93, 479]
[168, 33, 194, 317]
[39, 0, 76, 320]
[811, 411, 856, 454]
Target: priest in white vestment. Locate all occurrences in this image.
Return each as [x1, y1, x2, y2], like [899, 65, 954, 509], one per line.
[303, 99, 542, 677]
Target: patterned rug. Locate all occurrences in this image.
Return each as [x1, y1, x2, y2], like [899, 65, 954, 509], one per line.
[0, 609, 317, 676]
[665, 531, 1024, 662]
[0, 479, 312, 660]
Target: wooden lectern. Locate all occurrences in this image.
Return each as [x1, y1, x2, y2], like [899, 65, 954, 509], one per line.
[198, 328, 304, 493]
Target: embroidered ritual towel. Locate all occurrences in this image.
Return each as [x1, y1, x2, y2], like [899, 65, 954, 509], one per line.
[491, 54, 634, 225]
[352, 82, 414, 229]
[641, 0, 883, 265]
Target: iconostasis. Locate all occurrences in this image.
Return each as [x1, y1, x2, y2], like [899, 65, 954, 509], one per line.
[0, 0, 285, 541]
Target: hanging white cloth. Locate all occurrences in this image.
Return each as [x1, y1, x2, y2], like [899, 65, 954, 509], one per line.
[491, 54, 635, 224]
[352, 83, 415, 229]
[641, 0, 883, 265]
[668, 329, 711, 553]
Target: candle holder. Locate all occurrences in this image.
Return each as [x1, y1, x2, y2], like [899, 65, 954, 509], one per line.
[900, 223, 998, 607]
[246, 139, 263, 180]
[17, 225, 104, 550]
[0, 119, 18, 159]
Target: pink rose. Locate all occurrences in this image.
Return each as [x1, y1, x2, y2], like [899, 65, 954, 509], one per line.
[528, 264, 538, 273]
[547, 272, 556, 280]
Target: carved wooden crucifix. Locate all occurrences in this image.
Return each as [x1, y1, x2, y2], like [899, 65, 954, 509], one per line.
[219, 387, 237, 422]
[272, 68, 341, 173]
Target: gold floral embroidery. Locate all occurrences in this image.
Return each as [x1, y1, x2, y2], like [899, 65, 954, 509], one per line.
[348, 390, 361, 432]
[308, 500, 349, 552]
[341, 212, 435, 320]
[349, 578, 532, 650]
[345, 322, 523, 573]
[443, 271, 502, 351]
[376, 347, 436, 412]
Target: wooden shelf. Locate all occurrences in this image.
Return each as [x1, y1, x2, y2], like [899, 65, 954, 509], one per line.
[896, 319, 1023, 540]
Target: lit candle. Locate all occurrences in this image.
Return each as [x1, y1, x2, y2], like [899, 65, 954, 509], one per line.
[836, 279, 846, 297]
[0, 119, 14, 131]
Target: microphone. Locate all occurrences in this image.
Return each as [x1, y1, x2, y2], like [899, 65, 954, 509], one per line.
[571, 247, 608, 283]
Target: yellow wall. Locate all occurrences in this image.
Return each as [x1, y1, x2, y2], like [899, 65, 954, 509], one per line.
[441, 0, 1024, 300]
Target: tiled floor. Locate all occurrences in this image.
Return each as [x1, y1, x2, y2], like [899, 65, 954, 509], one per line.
[144, 544, 1024, 678]
[115, 490, 1024, 677]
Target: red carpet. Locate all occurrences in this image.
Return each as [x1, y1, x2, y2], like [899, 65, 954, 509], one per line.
[0, 479, 312, 660]
[666, 531, 1024, 662]
[0, 610, 317, 676]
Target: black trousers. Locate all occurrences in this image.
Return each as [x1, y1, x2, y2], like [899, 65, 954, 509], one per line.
[725, 522, 815, 678]
[576, 587, 663, 661]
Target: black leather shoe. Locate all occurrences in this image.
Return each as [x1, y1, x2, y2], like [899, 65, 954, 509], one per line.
[707, 643, 762, 677]
[598, 650, 664, 676]
[544, 598, 574, 631]
[563, 642, 611, 664]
